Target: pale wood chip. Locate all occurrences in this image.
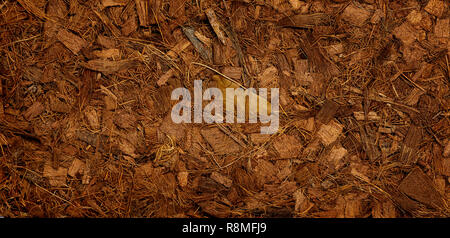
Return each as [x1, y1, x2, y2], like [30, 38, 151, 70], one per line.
[400, 125, 422, 165]
[177, 172, 189, 187]
[100, 0, 127, 9]
[424, 0, 448, 18]
[317, 120, 343, 146]
[166, 38, 191, 59]
[327, 145, 347, 171]
[84, 107, 100, 131]
[294, 189, 311, 214]
[157, 69, 174, 86]
[68, 159, 86, 177]
[353, 111, 381, 121]
[258, 65, 279, 88]
[43, 164, 67, 187]
[222, 67, 242, 80]
[92, 48, 120, 59]
[273, 134, 302, 159]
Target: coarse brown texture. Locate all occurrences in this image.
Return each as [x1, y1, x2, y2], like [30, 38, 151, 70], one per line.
[0, 0, 449, 218]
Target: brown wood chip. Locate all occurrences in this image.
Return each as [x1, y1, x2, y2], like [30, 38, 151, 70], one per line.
[316, 100, 339, 124]
[201, 127, 240, 155]
[400, 125, 423, 165]
[273, 134, 302, 159]
[81, 59, 135, 74]
[56, 29, 87, 55]
[399, 168, 444, 209]
[23, 101, 45, 120]
[277, 13, 330, 28]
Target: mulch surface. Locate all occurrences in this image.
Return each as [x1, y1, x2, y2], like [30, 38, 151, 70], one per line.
[0, 0, 449, 217]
